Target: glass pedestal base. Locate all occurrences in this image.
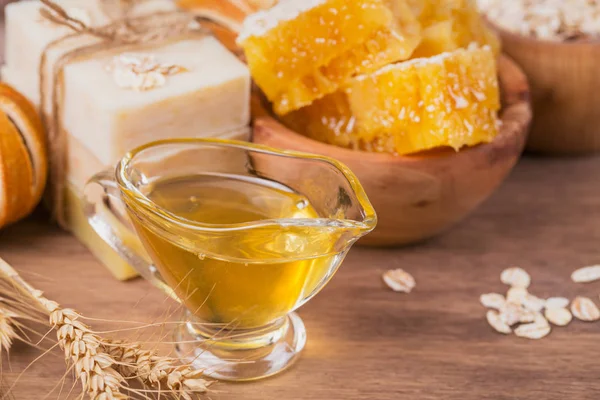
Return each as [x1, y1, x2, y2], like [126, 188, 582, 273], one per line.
[175, 312, 307, 381]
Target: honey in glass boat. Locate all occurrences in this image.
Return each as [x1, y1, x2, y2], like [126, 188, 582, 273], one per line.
[128, 173, 339, 329]
[84, 139, 376, 381]
[282, 44, 500, 155]
[238, 0, 421, 115]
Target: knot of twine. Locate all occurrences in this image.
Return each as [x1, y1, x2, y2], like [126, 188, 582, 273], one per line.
[40, 0, 202, 45]
[38, 0, 207, 225]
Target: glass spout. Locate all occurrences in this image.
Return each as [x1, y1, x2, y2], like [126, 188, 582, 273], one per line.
[118, 139, 377, 262]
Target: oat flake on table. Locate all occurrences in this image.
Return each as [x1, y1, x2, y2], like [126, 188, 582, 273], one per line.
[571, 265, 600, 283]
[514, 315, 551, 340]
[571, 296, 600, 322]
[382, 269, 416, 293]
[522, 293, 546, 313]
[545, 307, 572, 326]
[480, 293, 506, 309]
[501, 267, 531, 288]
[499, 302, 528, 326]
[506, 287, 528, 305]
[545, 297, 570, 309]
[486, 310, 512, 334]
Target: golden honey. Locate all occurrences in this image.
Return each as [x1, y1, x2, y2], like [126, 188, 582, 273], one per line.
[282, 45, 500, 155]
[238, 0, 420, 115]
[125, 173, 340, 329]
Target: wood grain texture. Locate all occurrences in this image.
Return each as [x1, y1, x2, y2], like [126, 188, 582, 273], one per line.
[497, 28, 600, 155]
[254, 56, 532, 246]
[0, 14, 598, 400]
[2, 154, 600, 399]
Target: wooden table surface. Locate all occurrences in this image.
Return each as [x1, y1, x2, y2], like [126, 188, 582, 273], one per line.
[2, 154, 600, 399]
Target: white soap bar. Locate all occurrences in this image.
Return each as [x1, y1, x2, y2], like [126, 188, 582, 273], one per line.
[5, 0, 177, 97]
[2, 64, 251, 192]
[61, 38, 250, 166]
[6, 1, 110, 102]
[4, 0, 251, 167]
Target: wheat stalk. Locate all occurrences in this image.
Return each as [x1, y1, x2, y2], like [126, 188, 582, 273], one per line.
[107, 342, 210, 399]
[0, 309, 19, 354]
[0, 258, 211, 399]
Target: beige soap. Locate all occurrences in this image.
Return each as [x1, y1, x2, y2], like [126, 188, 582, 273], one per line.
[2, 0, 252, 280]
[5, 0, 251, 167]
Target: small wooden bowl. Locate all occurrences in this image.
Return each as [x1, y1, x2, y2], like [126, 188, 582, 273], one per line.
[497, 28, 600, 155]
[253, 56, 531, 246]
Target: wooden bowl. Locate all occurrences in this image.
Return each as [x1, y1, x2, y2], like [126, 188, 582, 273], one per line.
[497, 28, 600, 155]
[253, 55, 531, 246]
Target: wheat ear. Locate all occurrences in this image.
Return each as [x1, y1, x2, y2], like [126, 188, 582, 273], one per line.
[0, 258, 210, 399]
[107, 342, 210, 399]
[0, 309, 20, 354]
[0, 258, 129, 399]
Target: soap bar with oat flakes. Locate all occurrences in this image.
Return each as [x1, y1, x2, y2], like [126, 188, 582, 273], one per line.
[2, 0, 252, 281]
[4, 0, 251, 171]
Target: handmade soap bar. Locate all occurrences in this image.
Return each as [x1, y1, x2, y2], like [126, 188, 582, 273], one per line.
[2, 65, 250, 281]
[5, 0, 178, 106]
[238, 0, 420, 115]
[3, 0, 252, 280]
[4, 1, 250, 164]
[282, 45, 500, 155]
[6, 2, 250, 166]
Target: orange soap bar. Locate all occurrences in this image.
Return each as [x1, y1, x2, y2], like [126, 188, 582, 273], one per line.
[410, 0, 500, 58]
[283, 45, 500, 155]
[238, 0, 420, 115]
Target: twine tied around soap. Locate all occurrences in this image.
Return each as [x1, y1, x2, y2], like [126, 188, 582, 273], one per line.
[38, 0, 208, 227]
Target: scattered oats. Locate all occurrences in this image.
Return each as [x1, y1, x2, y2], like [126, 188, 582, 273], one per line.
[499, 302, 525, 326]
[545, 297, 570, 309]
[105, 53, 187, 91]
[518, 309, 540, 324]
[571, 265, 600, 283]
[514, 316, 551, 340]
[486, 310, 512, 334]
[571, 296, 600, 322]
[522, 293, 546, 313]
[501, 267, 531, 288]
[480, 293, 506, 310]
[545, 307, 572, 327]
[507, 287, 528, 305]
[382, 269, 415, 293]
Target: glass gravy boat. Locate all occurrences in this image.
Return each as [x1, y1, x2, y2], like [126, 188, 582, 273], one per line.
[83, 138, 376, 381]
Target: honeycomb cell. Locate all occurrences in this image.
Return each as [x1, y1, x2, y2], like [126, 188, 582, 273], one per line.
[282, 45, 500, 155]
[238, 0, 420, 115]
[410, 0, 500, 58]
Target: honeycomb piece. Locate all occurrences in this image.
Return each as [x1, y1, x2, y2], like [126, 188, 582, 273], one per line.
[411, 0, 500, 58]
[282, 45, 500, 155]
[238, 0, 420, 115]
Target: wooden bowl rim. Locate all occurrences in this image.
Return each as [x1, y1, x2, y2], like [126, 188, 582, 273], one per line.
[254, 54, 531, 166]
